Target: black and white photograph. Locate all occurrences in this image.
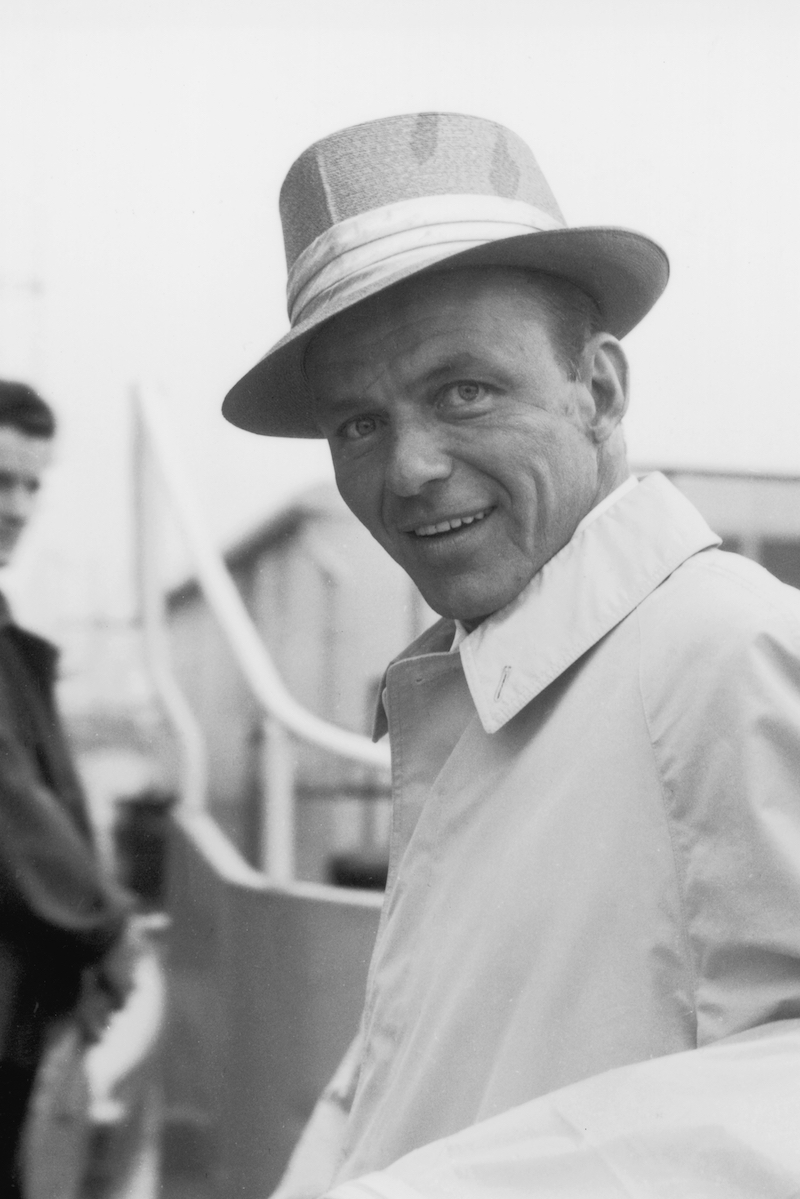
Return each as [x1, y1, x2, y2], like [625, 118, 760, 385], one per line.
[0, 1, 799, 1196]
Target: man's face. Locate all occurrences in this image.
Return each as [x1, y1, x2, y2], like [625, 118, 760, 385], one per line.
[307, 268, 611, 625]
[0, 426, 53, 566]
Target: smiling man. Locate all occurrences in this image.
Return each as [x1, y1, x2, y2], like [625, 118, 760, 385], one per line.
[224, 114, 800, 1197]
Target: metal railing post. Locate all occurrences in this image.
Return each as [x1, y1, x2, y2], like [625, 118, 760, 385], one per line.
[259, 717, 296, 882]
[132, 388, 208, 813]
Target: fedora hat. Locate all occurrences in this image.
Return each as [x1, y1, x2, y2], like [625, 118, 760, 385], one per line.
[223, 112, 669, 437]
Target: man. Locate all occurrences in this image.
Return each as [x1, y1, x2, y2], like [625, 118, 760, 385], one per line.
[224, 114, 800, 1195]
[0, 380, 133, 1196]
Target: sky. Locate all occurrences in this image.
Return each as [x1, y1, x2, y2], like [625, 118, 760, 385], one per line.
[0, 0, 798, 650]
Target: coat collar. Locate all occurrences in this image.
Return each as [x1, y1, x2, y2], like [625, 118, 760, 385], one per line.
[374, 473, 720, 739]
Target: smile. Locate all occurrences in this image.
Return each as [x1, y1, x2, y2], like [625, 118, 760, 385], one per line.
[412, 508, 492, 537]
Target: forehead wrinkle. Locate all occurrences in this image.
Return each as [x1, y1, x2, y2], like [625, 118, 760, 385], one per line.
[308, 318, 464, 407]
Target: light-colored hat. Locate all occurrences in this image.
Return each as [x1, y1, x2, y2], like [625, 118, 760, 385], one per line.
[223, 112, 668, 437]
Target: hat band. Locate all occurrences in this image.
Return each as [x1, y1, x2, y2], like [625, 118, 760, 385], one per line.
[286, 194, 563, 326]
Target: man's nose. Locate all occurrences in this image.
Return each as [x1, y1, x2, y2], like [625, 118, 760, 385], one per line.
[385, 425, 452, 496]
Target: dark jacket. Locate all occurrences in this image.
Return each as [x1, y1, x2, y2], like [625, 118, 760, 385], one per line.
[0, 595, 128, 1064]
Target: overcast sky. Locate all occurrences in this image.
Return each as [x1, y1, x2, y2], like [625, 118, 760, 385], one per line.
[0, 0, 798, 638]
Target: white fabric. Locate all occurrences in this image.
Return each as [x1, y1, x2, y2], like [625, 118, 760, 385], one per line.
[573, 472, 638, 535]
[327, 1020, 800, 1198]
[287, 194, 563, 325]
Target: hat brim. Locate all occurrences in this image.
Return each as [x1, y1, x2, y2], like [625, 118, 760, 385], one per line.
[223, 226, 668, 437]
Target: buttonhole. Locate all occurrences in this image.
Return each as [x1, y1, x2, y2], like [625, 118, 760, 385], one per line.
[494, 666, 511, 702]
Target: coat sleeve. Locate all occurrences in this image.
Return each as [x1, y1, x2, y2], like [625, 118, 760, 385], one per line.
[324, 1020, 800, 1198]
[0, 716, 128, 964]
[643, 563, 800, 1046]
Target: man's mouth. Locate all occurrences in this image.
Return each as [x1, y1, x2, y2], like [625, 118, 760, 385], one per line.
[411, 508, 492, 538]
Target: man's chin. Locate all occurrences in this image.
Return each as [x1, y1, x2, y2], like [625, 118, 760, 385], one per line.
[455, 613, 492, 632]
[421, 590, 503, 628]
[415, 573, 529, 628]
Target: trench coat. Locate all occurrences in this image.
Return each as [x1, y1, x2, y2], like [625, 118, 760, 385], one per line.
[0, 597, 128, 1065]
[327, 473, 800, 1197]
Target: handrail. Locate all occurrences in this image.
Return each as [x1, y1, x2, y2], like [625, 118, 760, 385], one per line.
[133, 400, 209, 813]
[132, 386, 390, 771]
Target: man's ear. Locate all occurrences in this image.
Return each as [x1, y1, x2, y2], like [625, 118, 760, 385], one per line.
[584, 334, 629, 443]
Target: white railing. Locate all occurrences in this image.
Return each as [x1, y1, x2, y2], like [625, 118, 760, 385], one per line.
[132, 387, 391, 882]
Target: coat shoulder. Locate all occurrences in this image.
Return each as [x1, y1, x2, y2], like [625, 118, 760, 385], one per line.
[635, 547, 800, 713]
[640, 547, 800, 653]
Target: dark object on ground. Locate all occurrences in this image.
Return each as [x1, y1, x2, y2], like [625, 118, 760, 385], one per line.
[328, 853, 388, 891]
[114, 791, 176, 909]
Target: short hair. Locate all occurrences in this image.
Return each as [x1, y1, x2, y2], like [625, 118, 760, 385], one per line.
[522, 272, 604, 381]
[0, 380, 56, 438]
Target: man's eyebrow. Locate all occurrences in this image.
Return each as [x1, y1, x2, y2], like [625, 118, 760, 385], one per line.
[310, 350, 510, 415]
[311, 393, 369, 418]
[422, 352, 510, 383]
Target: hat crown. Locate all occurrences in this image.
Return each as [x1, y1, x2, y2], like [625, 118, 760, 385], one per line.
[279, 112, 565, 270]
[223, 111, 669, 437]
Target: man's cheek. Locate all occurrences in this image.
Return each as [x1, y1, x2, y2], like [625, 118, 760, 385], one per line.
[336, 477, 385, 543]
[333, 466, 364, 516]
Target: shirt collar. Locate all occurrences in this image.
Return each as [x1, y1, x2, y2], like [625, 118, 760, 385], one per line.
[449, 476, 640, 654]
[572, 472, 639, 536]
[374, 473, 720, 739]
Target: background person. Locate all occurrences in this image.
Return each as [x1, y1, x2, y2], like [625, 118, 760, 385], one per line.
[0, 380, 134, 1197]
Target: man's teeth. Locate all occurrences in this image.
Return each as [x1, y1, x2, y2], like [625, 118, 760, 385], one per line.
[413, 509, 490, 537]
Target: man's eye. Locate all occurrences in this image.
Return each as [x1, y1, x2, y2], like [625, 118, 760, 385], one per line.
[440, 382, 486, 408]
[341, 416, 377, 441]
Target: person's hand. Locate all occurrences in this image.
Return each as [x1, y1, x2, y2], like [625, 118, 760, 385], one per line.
[95, 921, 141, 1007]
[75, 923, 141, 1044]
[74, 968, 117, 1044]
